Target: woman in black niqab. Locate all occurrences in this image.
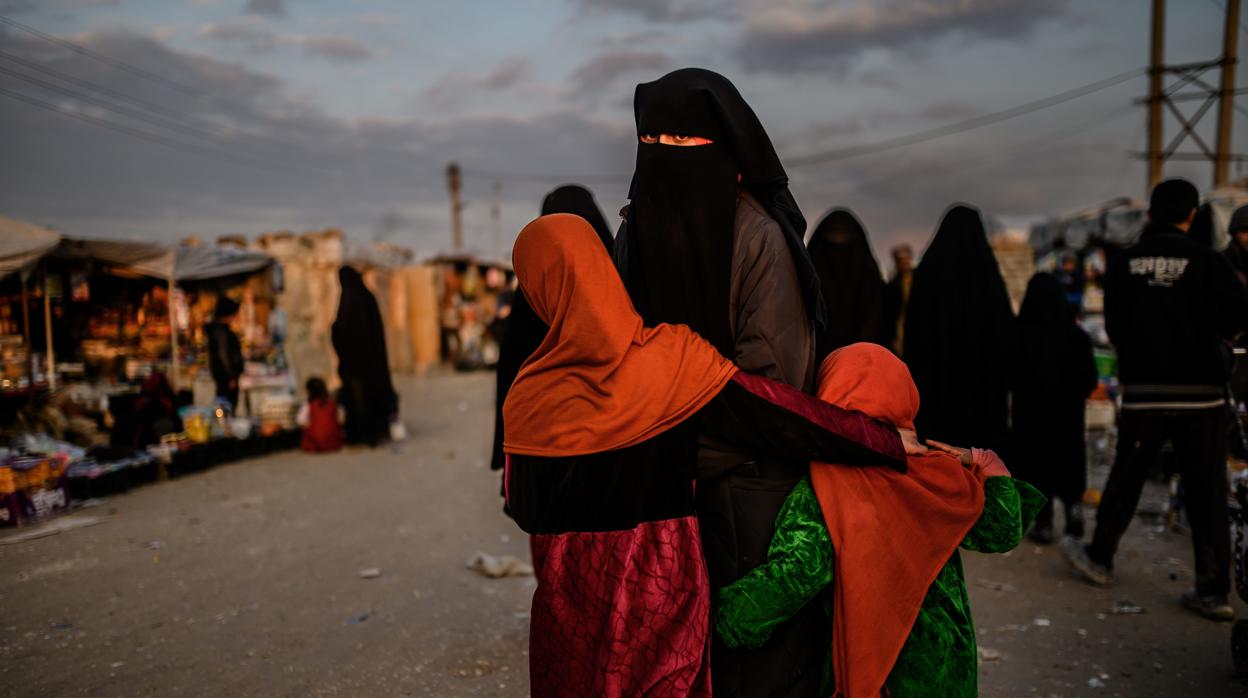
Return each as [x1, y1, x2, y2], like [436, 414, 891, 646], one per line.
[1012, 272, 1098, 542]
[331, 266, 396, 446]
[807, 208, 884, 359]
[489, 184, 614, 472]
[903, 204, 1015, 453]
[614, 67, 824, 355]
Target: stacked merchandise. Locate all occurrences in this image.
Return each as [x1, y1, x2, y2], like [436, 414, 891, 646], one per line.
[0, 439, 74, 526]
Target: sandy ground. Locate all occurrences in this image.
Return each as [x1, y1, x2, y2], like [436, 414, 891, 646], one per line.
[1, 371, 1246, 697]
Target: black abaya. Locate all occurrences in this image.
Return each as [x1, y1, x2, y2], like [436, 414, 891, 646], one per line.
[489, 184, 615, 472]
[331, 266, 396, 446]
[807, 208, 885, 359]
[615, 67, 827, 698]
[1011, 273, 1098, 528]
[904, 204, 1015, 453]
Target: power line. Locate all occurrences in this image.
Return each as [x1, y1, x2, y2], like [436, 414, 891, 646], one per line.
[0, 64, 361, 179]
[460, 166, 629, 185]
[0, 14, 202, 96]
[0, 85, 331, 178]
[786, 67, 1148, 168]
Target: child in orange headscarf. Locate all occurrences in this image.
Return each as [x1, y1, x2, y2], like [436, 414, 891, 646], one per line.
[714, 343, 1044, 697]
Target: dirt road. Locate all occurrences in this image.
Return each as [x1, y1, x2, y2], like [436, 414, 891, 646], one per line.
[2, 371, 1245, 696]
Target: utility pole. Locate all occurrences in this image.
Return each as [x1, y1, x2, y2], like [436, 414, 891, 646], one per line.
[1136, 0, 1248, 190]
[1147, 0, 1166, 191]
[491, 181, 502, 257]
[446, 162, 463, 251]
[1216, 0, 1241, 188]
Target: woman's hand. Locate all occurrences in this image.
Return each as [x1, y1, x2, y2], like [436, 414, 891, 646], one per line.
[925, 439, 973, 466]
[899, 428, 928, 455]
[926, 440, 1011, 478]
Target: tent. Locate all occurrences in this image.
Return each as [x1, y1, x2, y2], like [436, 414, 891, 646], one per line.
[0, 216, 61, 280]
[173, 245, 273, 282]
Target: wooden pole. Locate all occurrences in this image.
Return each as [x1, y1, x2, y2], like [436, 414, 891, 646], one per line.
[42, 265, 55, 390]
[1216, 0, 1240, 188]
[1148, 0, 1166, 191]
[447, 162, 463, 251]
[168, 273, 179, 390]
[20, 270, 31, 389]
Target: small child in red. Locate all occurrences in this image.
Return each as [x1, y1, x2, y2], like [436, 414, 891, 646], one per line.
[298, 377, 344, 453]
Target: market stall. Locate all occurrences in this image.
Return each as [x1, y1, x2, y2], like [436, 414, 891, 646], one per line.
[0, 231, 298, 527]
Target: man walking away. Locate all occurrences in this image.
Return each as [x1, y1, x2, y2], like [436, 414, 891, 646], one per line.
[1062, 178, 1248, 622]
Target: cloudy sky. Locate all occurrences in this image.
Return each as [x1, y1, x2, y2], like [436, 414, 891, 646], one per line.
[0, 0, 1240, 260]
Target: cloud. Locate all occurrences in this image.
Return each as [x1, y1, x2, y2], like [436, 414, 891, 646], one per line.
[739, 0, 1071, 73]
[575, 0, 737, 22]
[200, 17, 277, 52]
[418, 57, 534, 108]
[0, 30, 630, 256]
[244, 0, 286, 18]
[199, 18, 372, 62]
[298, 35, 370, 62]
[569, 50, 670, 94]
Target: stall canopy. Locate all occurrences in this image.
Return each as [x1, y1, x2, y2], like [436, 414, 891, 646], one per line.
[0, 216, 61, 279]
[52, 237, 175, 279]
[174, 245, 273, 282]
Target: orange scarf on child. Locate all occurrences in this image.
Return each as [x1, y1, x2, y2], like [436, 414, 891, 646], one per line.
[503, 213, 737, 457]
[808, 344, 988, 698]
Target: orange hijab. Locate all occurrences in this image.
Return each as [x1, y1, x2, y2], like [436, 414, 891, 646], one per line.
[808, 344, 987, 698]
[502, 213, 737, 457]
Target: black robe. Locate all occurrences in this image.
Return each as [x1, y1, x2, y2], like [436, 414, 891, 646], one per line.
[490, 185, 614, 471]
[904, 204, 1015, 453]
[331, 266, 396, 446]
[614, 67, 828, 698]
[807, 208, 885, 360]
[1011, 273, 1098, 510]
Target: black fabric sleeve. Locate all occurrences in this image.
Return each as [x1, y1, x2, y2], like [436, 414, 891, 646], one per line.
[1207, 251, 1248, 341]
[700, 374, 906, 471]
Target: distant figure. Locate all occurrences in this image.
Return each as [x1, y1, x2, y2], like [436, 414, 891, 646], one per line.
[806, 208, 884, 360]
[132, 371, 179, 448]
[1054, 253, 1084, 317]
[904, 204, 1015, 453]
[490, 183, 614, 474]
[205, 296, 244, 410]
[1226, 204, 1248, 284]
[298, 376, 344, 453]
[1062, 178, 1248, 622]
[881, 243, 915, 356]
[331, 266, 397, 447]
[1011, 273, 1098, 544]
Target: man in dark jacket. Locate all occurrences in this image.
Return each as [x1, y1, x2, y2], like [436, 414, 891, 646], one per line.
[205, 296, 244, 410]
[1063, 178, 1248, 621]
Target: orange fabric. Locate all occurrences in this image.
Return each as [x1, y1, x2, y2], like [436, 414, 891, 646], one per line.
[503, 213, 737, 457]
[808, 343, 987, 698]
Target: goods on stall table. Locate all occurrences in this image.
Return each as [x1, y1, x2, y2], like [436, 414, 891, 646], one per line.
[0, 453, 71, 527]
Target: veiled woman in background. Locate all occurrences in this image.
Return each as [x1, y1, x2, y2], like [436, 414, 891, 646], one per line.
[1012, 272, 1098, 542]
[489, 184, 614, 474]
[903, 204, 1015, 453]
[331, 266, 396, 447]
[806, 208, 885, 360]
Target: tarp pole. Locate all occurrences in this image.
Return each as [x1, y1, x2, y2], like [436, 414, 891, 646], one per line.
[168, 273, 179, 390]
[42, 264, 55, 390]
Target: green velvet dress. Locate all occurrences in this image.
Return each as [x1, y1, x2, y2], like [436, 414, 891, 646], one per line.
[715, 476, 1045, 697]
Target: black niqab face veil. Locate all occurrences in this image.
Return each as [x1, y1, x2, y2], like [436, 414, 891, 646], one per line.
[620, 68, 824, 356]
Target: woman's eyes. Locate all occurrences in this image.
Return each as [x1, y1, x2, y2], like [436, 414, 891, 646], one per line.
[669, 135, 694, 144]
[639, 134, 658, 144]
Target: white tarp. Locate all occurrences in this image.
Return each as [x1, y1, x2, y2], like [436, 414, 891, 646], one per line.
[174, 245, 273, 282]
[0, 215, 61, 279]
